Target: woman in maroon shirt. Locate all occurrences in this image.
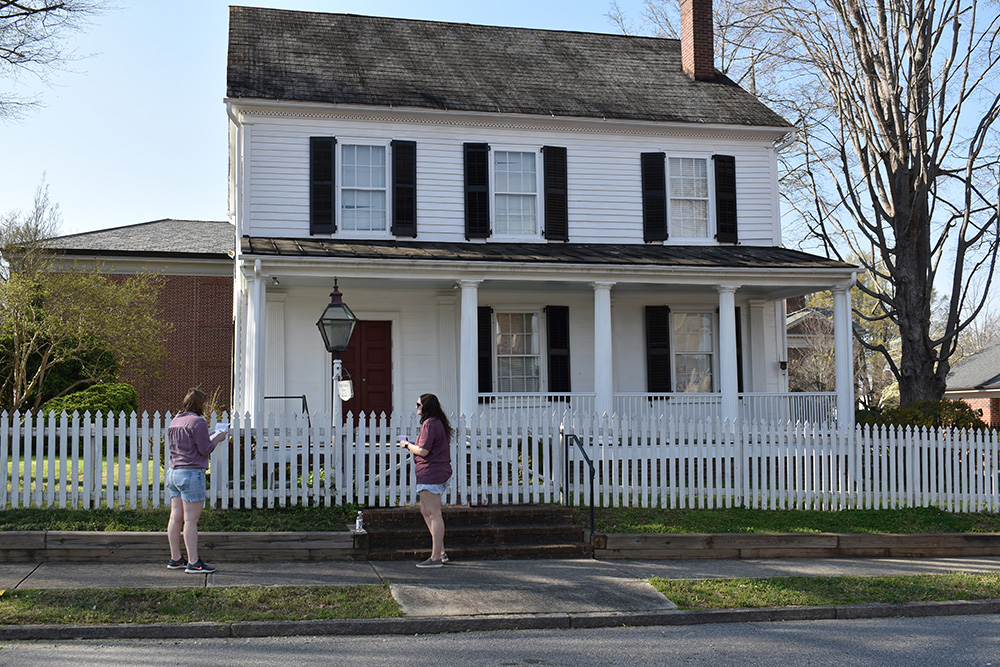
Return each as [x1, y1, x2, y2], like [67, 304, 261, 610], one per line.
[399, 393, 453, 568]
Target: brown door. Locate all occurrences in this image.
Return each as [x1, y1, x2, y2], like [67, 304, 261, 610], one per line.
[339, 320, 393, 418]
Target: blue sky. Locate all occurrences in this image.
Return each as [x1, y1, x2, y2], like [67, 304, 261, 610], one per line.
[1, 0, 644, 236]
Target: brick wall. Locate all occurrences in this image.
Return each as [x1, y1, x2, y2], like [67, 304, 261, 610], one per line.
[680, 0, 715, 81]
[120, 274, 233, 414]
[961, 396, 1000, 429]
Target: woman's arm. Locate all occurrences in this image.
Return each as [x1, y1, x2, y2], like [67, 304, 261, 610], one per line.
[400, 421, 433, 457]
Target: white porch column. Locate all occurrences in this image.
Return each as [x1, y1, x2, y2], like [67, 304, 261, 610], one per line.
[717, 285, 739, 424]
[253, 263, 267, 420]
[747, 299, 767, 392]
[458, 280, 482, 417]
[833, 284, 855, 430]
[242, 261, 261, 420]
[592, 281, 615, 416]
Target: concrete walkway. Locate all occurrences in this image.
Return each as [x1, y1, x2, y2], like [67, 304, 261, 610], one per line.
[3, 555, 1000, 640]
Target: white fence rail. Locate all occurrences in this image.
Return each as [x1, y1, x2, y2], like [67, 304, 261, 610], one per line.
[2, 410, 999, 512]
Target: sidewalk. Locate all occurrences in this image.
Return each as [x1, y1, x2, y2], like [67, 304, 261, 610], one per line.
[3, 556, 1000, 640]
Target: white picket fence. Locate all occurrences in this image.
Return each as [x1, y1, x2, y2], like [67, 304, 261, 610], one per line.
[2, 409, 999, 512]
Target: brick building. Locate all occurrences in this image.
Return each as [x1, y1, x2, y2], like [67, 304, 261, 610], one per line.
[44, 220, 234, 414]
[946, 342, 1000, 429]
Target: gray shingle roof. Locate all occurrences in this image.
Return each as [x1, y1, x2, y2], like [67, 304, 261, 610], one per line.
[947, 342, 1000, 390]
[241, 237, 852, 270]
[43, 219, 234, 258]
[227, 7, 791, 128]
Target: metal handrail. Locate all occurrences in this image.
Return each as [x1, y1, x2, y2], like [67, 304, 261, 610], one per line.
[263, 395, 311, 429]
[562, 429, 595, 537]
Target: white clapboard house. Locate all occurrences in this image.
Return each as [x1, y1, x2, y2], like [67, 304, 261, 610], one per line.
[226, 2, 857, 427]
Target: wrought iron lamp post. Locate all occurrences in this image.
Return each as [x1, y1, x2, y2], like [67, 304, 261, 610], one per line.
[316, 279, 357, 422]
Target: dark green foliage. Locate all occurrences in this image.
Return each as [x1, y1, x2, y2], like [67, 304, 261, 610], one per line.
[856, 399, 989, 431]
[0, 336, 119, 411]
[39, 382, 139, 417]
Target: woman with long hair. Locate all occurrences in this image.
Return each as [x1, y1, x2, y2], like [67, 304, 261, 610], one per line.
[399, 393, 453, 568]
[165, 388, 227, 574]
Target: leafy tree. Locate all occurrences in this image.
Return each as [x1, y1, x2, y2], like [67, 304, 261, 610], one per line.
[610, 0, 1000, 406]
[1, 0, 105, 119]
[0, 182, 170, 412]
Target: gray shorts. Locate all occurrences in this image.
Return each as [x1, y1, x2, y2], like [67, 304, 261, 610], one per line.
[166, 468, 207, 503]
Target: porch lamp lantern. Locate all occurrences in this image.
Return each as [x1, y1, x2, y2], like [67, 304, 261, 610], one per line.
[316, 279, 358, 421]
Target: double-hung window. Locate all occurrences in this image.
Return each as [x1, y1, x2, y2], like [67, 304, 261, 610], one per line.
[493, 150, 540, 238]
[640, 152, 738, 244]
[668, 157, 710, 239]
[495, 311, 542, 392]
[340, 143, 388, 233]
[310, 137, 416, 237]
[673, 311, 715, 392]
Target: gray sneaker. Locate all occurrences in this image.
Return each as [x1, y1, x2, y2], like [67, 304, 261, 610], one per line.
[416, 558, 443, 569]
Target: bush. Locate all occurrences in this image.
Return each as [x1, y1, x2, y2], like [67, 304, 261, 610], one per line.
[39, 382, 139, 418]
[856, 399, 989, 431]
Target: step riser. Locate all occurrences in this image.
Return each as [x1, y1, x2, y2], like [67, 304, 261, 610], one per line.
[361, 505, 590, 561]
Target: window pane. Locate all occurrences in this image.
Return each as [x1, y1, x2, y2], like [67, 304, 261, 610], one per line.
[674, 313, 714, 393]
[675, 354, 713, 393]
[495, 312, 541, 393]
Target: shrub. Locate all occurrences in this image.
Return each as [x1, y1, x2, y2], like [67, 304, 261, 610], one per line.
[856, 399, 989, 431]
[39, 382, 139, 418]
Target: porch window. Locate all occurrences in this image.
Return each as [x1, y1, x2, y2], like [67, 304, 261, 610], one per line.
[668, 157, 710, 238]
[495, 312, 542, 392]
[341, 144, 387, 232]
[494, 151, 539, 237]
[674, 312, 715, 392]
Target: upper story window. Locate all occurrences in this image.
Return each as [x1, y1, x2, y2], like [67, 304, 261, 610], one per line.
[641, 153, 738, 244]
[465, 143, 568, 242]
[493, 151, 539, 237]
[341, 144, 387, 232]
[310, 137, 417, 238]
[668, 157, 709, 238]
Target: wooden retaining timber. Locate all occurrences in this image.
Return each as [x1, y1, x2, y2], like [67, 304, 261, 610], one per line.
[591, 532, 1000, 560]
[0, 531, 366, 563]
[4, 530, 1000, 562]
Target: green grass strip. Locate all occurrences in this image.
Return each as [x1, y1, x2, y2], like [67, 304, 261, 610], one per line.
[0, 584, 402, 625]
[579, 506, 1000, 534]
[650, 572, 1000, 609]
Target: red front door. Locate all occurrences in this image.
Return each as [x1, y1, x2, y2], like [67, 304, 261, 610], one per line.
[339, 320, 393, 418]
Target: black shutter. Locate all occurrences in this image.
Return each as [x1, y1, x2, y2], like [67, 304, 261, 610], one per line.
[545, 306, 571, 392]
[542, 146, 568, 241]
[310, 136, 336, 234]
[477, 306, 493, 394]
[391, 140, 417, 237]
[645, 305, 672, 392]
[735, 306, 744, 393]
[641, 152, 667, 242]
[464, 143, 490, 239]
[713, 154, 738, 244]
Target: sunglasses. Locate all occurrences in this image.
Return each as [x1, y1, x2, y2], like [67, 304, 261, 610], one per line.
[416, 402, 422, 408]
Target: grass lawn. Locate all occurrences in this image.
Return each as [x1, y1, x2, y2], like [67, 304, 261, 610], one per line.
[577, 505, 1000, 534]
[651, 572, 1000, 609]
[0, 585, 402, 625]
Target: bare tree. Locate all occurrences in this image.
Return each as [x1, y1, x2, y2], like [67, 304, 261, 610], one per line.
[611, 0, 1000, 405]
[1, 0, 105, 119]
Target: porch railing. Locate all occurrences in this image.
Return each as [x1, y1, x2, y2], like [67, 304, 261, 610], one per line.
[739, 392, 837, 424]
[479, 392, 596, 415]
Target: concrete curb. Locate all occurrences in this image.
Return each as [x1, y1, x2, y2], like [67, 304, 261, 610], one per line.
[3, 599, 1000, 641]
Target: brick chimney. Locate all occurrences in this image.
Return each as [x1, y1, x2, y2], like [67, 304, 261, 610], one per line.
[680, 0, 715, 81]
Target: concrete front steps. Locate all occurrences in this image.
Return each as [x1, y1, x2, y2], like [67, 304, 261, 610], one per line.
[360, 504, 593, 561]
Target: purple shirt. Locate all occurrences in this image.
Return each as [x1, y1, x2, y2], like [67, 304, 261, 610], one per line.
[414, 417, 452, 484]
[167, 412, 217, 469]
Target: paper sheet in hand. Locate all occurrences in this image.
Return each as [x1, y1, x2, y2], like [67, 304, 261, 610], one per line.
[211, 422, 229, 439]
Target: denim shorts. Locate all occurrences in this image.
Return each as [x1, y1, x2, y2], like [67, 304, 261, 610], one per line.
[416, 479, 450, 496]
[166, 468, 207, 503]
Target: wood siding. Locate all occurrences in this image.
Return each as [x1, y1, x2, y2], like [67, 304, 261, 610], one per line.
[240, 114, 780, 245]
